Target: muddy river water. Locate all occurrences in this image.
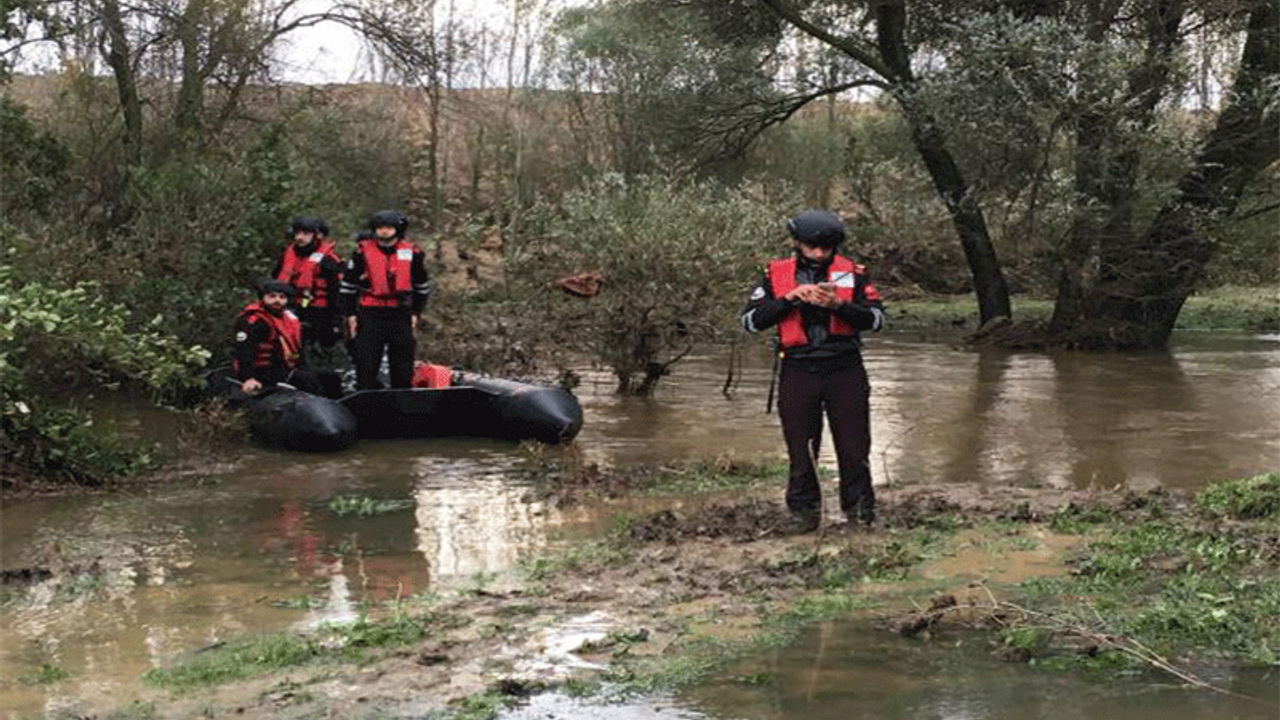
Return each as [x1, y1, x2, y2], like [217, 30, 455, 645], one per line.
[2, 332, 1278, 719]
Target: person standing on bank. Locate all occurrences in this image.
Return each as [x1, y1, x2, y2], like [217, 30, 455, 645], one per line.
[272, 216, 344, 350]
[338, 210, 430, 390]
[740, 209, 885, 532]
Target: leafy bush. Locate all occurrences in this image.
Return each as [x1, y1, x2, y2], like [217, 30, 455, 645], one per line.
[515, 174, 787, 395]
[0, 268, 209, 483]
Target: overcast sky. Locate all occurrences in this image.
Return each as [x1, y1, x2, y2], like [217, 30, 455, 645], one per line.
[277, 0, 573, 85]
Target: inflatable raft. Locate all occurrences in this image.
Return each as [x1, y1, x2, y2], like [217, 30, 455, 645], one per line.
[210, 367, 582, 450]
[244, 388, 359, 452]
[340, 371, 583, 445]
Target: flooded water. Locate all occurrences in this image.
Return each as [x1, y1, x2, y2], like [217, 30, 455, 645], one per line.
[2, 332, 1278, 719]
[495, 626, 1280, 720]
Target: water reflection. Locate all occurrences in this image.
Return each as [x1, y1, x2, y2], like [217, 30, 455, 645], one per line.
[2, 333, 1279, 719]
[687, 621, 1280, 720]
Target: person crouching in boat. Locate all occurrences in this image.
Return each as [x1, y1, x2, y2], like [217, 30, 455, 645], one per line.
[232, 280, 336, 397]
[338, 210, 431, 390]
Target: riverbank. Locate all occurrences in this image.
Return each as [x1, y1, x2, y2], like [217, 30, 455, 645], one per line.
[886, 283, 1280, 335]
[107, 465, 1279, 720]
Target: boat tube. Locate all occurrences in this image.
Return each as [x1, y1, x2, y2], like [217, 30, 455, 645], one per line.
[207, 372, 359, 452]
[245, 387, 359, 452]
[340, 371, 583, 444]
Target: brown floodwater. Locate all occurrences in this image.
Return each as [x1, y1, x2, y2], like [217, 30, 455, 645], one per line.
[1, 332, 1278, 719]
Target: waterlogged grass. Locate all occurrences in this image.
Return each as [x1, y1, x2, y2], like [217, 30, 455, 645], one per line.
[142, 634, 317, 690]
[639, 458, 787, 495]
[326, 494, 415, 517]
[20, 662, 68, 685]
[141, 614, 434, 691]
[1196, 472, 1280, 519]
[519, 535, 630, 583]
[1015, 474, 1280, 667]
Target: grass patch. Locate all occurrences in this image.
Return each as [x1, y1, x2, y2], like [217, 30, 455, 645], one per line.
[142, 634, 317, 690]
[326, 495, 415, 517]
[887, 284, 1280, 333]
[141, 613, 439, 691]
[1010, 474, 1280, 667]
[639, 458, 786, 495]
[1195, 473, 1280, 520]
[1178, 284, 1280, 332]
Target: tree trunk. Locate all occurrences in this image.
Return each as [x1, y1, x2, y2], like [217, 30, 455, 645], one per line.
[1049, 0, 1188, 342]
[99, 0, 141, 165]
[1060, 0, 1280, 348]
[174, 0, 208, 144]
[899, 94, 1013, 324]
[875, 0, 1011, 325]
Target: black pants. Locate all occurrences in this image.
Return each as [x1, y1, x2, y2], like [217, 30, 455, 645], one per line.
[776, 358, 873, 517]
[353, 310, 415, 390]
[296, 306, 340, 348]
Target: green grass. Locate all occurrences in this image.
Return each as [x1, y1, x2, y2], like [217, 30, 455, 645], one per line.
[887, 284, 1280, 333]
[1015, 474, 1280, 666]
[141, 634, 317, 690]
[1195, 472, 1280, 519]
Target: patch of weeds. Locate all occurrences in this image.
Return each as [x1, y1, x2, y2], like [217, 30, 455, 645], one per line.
[449, 691, 510, 720]
[605, 648, 724, 695]
[912, 513, 969, 534]
[519, 538, 627, 582]
[465, 571, 499, 594]
[142, 633, 316, 690]
[20, 662, 67, 684]
[785, 591, 875, 620]
[1018, 507, 1280, 664]
[103, 700, 158, 720]
[732, 671, 773, 686]
[323, 614, 426, 660]
[326, 495, 414, 517]
[1195, 473, 1280, 520]
[1047, 502, 1114, 534]
[561, 676, 603, 697]
[644, 458, 787, 495]
[864, 539, 922, 580]
[1000, 627, 1051, 654]
[270, 594, 320, 610]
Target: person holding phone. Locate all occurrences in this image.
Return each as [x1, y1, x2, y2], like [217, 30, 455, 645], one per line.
[740, 209, 885, 533]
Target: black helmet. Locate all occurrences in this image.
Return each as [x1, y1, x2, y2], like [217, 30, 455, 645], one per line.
[290, 216, 321, 234]
[368, 210, 407, 236]
[786, 209, 845, 249]
[257, 278, 295, 297]
[317, 219, 330, 237]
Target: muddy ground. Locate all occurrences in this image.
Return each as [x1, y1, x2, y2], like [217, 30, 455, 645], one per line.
[115, 477, 1196, 720]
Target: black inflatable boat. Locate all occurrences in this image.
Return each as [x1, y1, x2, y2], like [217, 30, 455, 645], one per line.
[243, 387, 360, 452]
[211, 369, 582, 450]
[340, 372, 583, 445]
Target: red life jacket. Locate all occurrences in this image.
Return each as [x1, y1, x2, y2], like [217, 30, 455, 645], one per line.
[276, 241, 339, 308]
[767, 255, 862, 348]
[356, 239, 416, 308]
[234, 302, 302, 374]
[411, 361, 454, 388]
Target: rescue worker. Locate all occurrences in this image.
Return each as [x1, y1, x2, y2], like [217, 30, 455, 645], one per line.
[338, 210, 431, 390]
[740, 209, 885, 533]
[271, 216, 343, 350]
[232, 279, 331, 397]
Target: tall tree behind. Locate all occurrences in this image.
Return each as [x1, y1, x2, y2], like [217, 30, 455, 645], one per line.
[1056, 0, 1279, 347]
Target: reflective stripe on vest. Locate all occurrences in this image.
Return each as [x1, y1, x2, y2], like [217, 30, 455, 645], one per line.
[236, 303, 302, 372]
[357, 240, 414, 308]
[276, 241, 338, 308]
[767, 255, 859, 348]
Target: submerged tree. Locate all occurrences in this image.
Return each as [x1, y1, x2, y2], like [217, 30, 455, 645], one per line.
[758, 0, 1278, 348]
